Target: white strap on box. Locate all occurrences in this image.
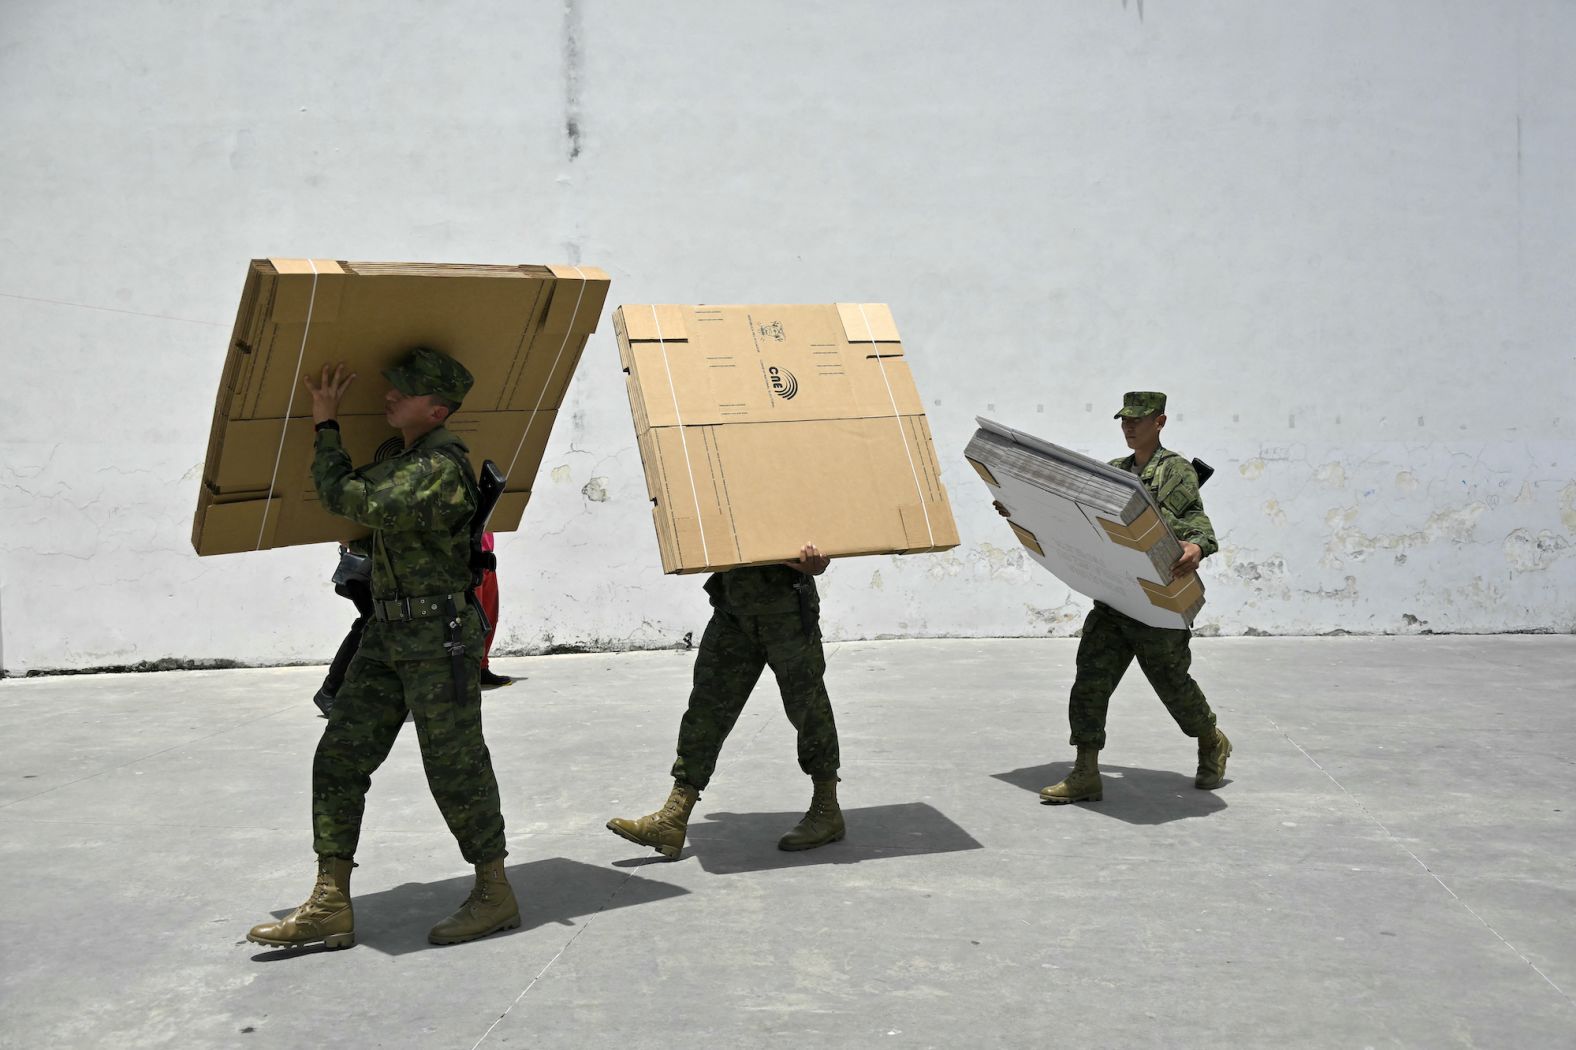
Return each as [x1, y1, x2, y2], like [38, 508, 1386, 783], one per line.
[505, 264, 589, 481]
[857, 302, 935, 549]
[651, 305, 711, 566]
[255, 258, 320, 550]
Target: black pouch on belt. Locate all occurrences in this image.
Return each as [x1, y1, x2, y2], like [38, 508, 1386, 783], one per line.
[793, 576, 820, 639]
[443, 594, 469, 703]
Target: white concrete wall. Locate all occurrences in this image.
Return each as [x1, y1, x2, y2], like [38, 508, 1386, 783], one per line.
[2, 1, 1572, 673]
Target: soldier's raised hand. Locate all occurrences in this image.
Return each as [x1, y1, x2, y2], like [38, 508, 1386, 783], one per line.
[785, 542, 830, 576]
[303, 362, 357, 424]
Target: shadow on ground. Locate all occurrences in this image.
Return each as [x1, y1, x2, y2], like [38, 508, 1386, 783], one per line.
[610, 801, 983, 875]
[991, 763, 1229, 825]
[250, 856, 686, 960]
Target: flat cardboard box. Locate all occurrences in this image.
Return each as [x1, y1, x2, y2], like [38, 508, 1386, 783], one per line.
[964, 417, 1204, 628]
[615, 302, 959, 573]
[192, 259, 609, 556]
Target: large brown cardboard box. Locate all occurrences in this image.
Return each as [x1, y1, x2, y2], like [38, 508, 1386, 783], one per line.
[614, 302, 959, 573]
[192, 258, 609, 555]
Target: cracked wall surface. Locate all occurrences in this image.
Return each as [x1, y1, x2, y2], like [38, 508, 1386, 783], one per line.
[2, 2, 1574, 672]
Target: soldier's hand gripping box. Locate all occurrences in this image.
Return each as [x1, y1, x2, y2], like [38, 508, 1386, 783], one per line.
[191, 258, 609, 555]
[614, 303, 960, 573]
[965, 417, 1204, 629]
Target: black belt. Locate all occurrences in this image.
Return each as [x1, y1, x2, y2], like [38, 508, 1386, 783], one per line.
[371, 592, 470, 623]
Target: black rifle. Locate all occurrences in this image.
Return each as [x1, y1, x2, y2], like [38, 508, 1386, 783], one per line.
[1192, 458, 1215, 487]
[439, 458, 506, 705]
[465, 459, 506, 635]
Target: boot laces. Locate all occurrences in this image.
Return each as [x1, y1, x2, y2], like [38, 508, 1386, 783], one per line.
[463, 876, 499, 912]
[806, 796, 837, 821]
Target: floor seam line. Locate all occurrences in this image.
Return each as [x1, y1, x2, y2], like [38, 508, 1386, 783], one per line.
[468, 867, 640, 1049]
[1267, 715, 1572, 1007]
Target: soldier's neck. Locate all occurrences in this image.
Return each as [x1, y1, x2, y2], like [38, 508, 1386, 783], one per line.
[1132, 441, 1160, 469]
[401, 421, 442, 448]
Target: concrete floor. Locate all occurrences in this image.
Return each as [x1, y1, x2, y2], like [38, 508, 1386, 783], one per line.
[1, 636, 1573, 1049]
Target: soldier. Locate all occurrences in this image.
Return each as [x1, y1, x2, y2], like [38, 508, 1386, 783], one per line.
[996, 391, 1231, 803]
[606, 546, 843, 859]
[247, 347, 517, 950]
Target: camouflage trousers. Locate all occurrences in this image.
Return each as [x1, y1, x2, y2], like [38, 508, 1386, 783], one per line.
[1067, 602, 1217, 750]
[671, 607, 840, 791]
[313, 610, 507, 864]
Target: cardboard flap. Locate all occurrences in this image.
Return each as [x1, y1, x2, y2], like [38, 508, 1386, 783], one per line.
[1138, 573, 1204, 613]
[669, 516, 710, 574]
[621, 305, 690, 342]
[269, 268, 346, 324]
[966, 456, 999, 488]
[543, 265, 610, 333]
[837, 303, 902, 348]
[620, 304, 923, 427]
[194, 494, 282, 555]
[1097, 507, 1164, 551]
[268, 258, 347, 276]
[1009, 521, 1045, 556]
[898, 504, 936, 549]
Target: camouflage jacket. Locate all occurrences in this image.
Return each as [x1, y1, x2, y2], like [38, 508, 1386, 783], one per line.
[1109, 446, 1218, 558]
[313, 425, 476, 600]
[705, 564, 819, 616]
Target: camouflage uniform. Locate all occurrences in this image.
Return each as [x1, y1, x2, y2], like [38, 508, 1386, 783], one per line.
[1067, 392, 1220, 750]
[670, 565, 839, 791]
[309, 356, 506, 865]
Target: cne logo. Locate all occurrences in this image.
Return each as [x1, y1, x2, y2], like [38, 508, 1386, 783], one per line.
[373, 437, 404, 463]
[767, 365, 798, 400]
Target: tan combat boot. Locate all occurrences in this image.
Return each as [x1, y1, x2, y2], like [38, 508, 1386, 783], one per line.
[606, 781, 700, 860]
[1041, 747, 1102, 804]
[778, 777, 846, 851]
[1195, 727, 1232, 789]
[428, 857, 520, 945]
[247, 857, 356, 949]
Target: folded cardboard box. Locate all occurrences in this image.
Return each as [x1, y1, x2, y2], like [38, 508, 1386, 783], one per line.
[964, 417, 1204, 628]
[614, 302, 959, 573]
[192, 258, 609, 556]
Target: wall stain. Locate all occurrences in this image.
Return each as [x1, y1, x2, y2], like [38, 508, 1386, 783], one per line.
[1323, 501, 1487, 566]
[1304, 575, 1359, 601]
[581, 476, 609, 502]
[563, 0, 583, 161]
[1504, 528, 1570, 574]
[551, 465, 573, 483]
[1314, 462, 1347, 489]
[1239, 458, 1265, 480]
[1025, 602, 1082, 629]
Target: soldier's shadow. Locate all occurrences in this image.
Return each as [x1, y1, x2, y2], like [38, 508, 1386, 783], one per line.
[250, 856, 687, 960]
[619, 801, 983, 875]
[991, 763, 1229, 825]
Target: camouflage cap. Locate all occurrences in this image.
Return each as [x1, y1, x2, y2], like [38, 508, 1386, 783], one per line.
[382, 346, 474, 405]
[1114, 391, 1167, 419]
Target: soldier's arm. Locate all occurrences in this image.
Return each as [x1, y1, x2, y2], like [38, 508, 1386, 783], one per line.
[1157, 459, 1218, 559]
[312, 434, 471, 532]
